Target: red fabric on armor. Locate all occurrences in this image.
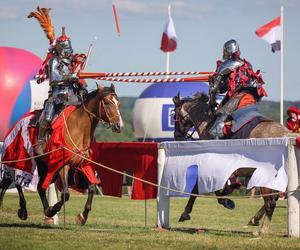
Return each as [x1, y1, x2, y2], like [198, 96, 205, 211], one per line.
[237, 93, 256, 108]
[92, 142, 158, 200]
[37, 52, 53, 83]
[226, 59, 267, 98]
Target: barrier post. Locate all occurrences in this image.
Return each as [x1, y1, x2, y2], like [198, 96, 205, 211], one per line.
[287, 138, 300, 237]
[156, 144, 169, 228]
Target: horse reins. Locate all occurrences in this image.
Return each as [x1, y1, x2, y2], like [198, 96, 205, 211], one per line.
[62, 91, 121, 164]
[174, 103, 202, 140]
[81, 93, 120, 127]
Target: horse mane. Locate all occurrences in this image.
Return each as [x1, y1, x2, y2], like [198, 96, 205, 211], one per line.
[192, 92, 209, 102]
[85, 89, 98, 101]
[182, 92, 209, 113]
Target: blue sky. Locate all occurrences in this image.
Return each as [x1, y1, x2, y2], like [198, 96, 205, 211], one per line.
[0, 0, 299, 100]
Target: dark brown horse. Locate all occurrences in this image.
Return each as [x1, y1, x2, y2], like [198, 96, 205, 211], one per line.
[173, 91, 289, 235]
[0, 84, 123, 225]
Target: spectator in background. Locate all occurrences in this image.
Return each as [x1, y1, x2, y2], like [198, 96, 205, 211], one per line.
[286, 106, 300, 133]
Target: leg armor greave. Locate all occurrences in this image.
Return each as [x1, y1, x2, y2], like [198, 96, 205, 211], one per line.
[209, 93, 246, 139]
[209, 113, 227, 139]
[43, 97, 55, 123]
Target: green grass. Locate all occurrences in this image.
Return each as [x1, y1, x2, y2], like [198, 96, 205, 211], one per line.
[0, 193, 299, 250]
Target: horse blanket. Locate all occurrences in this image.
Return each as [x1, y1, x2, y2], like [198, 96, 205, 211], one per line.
[0, 106, 99, 190]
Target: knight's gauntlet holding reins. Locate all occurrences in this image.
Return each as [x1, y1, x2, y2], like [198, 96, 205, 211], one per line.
[62, 73, 78, 82]
[209, 73, 223, 94]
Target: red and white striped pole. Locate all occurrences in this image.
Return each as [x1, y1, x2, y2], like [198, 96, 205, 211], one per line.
[79, 71, 214, 78]
[94, 75, 210, 83]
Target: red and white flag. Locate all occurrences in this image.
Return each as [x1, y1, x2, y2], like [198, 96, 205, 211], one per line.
[255, 16, 281, 52]
[160, 12, 177, 53]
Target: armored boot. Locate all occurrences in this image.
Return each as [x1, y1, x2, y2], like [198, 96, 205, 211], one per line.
[209, 113, 228, 139]
[34, 121, 49, 155]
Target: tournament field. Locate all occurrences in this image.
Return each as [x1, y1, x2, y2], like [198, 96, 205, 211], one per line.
[0, 193, 299, 250]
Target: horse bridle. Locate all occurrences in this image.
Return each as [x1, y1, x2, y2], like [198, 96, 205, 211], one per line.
[81, 92, 120, 128]
[174, 103, 201, 140]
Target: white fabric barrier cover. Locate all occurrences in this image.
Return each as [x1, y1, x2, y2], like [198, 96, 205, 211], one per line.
[160, 138, 289, 196]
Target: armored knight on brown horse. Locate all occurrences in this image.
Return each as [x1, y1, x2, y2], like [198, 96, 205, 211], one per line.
[0, 7, 124, 225]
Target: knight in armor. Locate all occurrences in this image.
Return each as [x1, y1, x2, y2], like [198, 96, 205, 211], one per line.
[27, 7, 88, 155]
[286, 106, 300, 133]
[208, 39, 267, 139]
[34, 27, 87, 155]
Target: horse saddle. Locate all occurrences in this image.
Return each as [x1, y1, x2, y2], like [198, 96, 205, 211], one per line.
[230, 105, 264, 133]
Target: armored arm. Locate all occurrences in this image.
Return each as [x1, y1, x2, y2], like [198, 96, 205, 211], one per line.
[48, 57, 77, 86]
[210, 59, 243, 94]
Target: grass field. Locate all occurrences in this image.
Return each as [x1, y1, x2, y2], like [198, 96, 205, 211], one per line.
[0, 193, 299, 250]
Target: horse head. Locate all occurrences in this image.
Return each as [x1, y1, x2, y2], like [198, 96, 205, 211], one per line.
[97, 83, 124, 133]
[173, 91, 210, 140]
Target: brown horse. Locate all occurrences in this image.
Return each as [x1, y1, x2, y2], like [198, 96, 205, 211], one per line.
[173, 91, 289, 235]
[0, 83, 123, 225]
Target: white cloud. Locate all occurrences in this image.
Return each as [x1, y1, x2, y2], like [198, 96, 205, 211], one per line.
[0, 6, 18, 20]
[117, 0, 148, 14]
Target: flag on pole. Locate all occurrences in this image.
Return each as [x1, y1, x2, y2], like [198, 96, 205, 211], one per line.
[255, 16, 281, 52]
[160, 11, 177, 53]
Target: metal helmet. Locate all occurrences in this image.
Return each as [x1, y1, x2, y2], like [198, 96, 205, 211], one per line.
[55, 27, 73, 58]
[223, 39, 240, 60]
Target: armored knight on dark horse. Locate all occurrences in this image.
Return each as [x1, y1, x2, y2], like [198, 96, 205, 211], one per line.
[173, 39, 289, 234]
[209, 39, 267, 139]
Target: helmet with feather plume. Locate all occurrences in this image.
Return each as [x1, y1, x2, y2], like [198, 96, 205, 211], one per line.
[55, 27, 73, 58]
[28, 6, 73, 58]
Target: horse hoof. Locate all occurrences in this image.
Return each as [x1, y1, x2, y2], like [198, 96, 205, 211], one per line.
[18, 208, 28, 220]
[75, 213, 86, 226]
[45, 206, 57, 218]
[178, 213, 191, 222]
[44, 217, 55, 225]
[218, 199, 235, 210]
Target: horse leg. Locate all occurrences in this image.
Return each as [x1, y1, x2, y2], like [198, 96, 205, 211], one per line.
[256, 188, 277, 235]
[38, 165, 70, 218]
[47, 166, 70, 217]
[247, 205, 265, 226]
[76, 184, 96, 225]
[179, 184, 198, 222]
[0, 177, 13, 208]
[16, 184, 28, 220]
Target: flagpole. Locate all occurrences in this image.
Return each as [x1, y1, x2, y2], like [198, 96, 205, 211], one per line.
[280, 5, 284, 125]
[166, 52, 170, 76]
[166, 5, 171, 78]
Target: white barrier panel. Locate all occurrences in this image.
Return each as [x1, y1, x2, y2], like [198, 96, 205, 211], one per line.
[156, 138, 300, 237]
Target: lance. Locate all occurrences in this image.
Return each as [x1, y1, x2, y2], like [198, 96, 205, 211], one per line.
[78, 75, 211, 83]
[78, 71, 214, 79]
[82, 44, 93, 70]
